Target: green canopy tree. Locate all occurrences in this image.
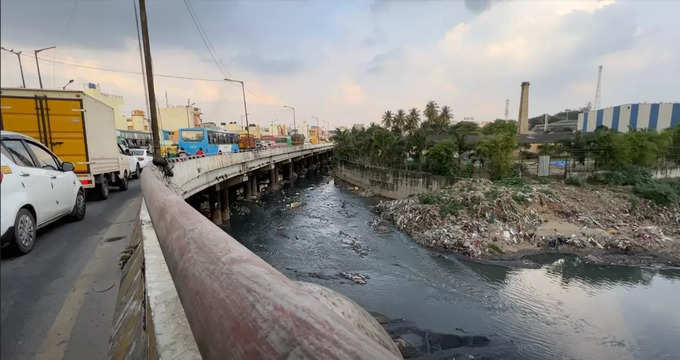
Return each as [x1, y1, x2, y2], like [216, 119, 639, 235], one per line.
[425, 139, 459, 176]
[392, 109, 407, 134]
[482, 119, 516, 136]
[477, 133, 517, 179]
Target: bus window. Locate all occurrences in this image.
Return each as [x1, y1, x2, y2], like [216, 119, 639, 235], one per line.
[182, 130, 204, 141]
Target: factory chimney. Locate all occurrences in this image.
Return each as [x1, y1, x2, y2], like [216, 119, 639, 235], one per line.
[517, 81, 530, 134]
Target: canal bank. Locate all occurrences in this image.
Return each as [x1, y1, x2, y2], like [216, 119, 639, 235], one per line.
[225, 174, 680, 359]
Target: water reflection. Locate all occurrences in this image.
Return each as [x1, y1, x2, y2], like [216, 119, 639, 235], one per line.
[228, 175, 680, 360]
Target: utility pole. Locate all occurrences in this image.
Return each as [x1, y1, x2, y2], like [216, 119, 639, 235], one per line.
[283, 105, 296, 133]
[33, 46, 55, 89]
[1, 47, 26, 87]
[504, 99, 509, 120]
[224, 78, 250, 138]
[186, 98, 193, 127]
[138, 0, 161, 158]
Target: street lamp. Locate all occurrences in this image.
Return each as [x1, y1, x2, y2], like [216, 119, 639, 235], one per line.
[1, 46, 26, 88]
[283, 105, 296, 134]
[62, 79, 74, 90]
[33, 46, 56, 89]
[224, 78, 250, 138]
[186, 99, 196, 128]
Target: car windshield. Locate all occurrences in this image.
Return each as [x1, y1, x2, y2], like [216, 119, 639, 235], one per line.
[181, 130, 204, 141]
[131, 149, 146, 156]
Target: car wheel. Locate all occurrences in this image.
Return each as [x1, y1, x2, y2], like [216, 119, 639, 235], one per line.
[119, 172, 129, 191]
[136, 163, 141, 178]
[69, 190, 86, 221]
[97, 177, 110, 200]
[14, 208, 36, 254]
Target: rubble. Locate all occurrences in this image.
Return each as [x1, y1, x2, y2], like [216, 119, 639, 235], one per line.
[375, 178, 680, 264]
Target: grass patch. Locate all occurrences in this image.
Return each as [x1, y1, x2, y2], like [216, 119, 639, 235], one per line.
[487, 243, 505, 255]
[633, 180, 680, 206]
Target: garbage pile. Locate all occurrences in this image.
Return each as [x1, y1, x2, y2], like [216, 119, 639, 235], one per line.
[340, 272, 369, 285]
[375, 178, 680, 261]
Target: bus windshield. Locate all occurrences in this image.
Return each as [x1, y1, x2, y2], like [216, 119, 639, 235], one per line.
[181, 130, 204, 142]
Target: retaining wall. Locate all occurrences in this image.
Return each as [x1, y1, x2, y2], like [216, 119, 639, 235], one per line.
[335, 161, 456, 199]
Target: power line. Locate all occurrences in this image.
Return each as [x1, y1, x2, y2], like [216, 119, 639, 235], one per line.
[17, 53, 223, 81]
[182, 0, 228, 78]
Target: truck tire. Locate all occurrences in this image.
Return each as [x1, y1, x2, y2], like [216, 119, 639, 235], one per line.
[69, 190, 87, 221]
[97, 176, 110, 200]
[119, 172, 128, 191]
[13, 208, 36, 254]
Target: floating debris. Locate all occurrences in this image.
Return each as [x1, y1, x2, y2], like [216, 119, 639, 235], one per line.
[340, 272, 369, 285]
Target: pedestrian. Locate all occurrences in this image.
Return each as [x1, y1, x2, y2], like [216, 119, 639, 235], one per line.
[196, 147, 204, 157]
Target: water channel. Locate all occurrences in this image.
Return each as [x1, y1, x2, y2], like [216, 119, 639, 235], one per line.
[227, 174, 680, 360]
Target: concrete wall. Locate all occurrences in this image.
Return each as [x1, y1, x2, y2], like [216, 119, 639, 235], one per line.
[335, 161, 456, 199]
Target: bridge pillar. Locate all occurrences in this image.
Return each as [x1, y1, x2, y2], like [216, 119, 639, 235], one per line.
[270, 164, 278, 185]
[209, 185, 223, 225]
[245, 176, 252, 198]
[220, 183, 230, 222]
[249, 174, 258, 198]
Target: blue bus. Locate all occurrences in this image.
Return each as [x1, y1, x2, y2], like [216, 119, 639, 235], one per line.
[178, 128, 240, 155]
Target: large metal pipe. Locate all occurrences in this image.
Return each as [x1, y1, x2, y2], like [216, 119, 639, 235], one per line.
[141, 170, 398, 359]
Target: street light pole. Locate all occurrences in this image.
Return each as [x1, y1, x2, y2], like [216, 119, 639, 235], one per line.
[33, 46, 55, 89]
[224, 78, 250, 138]
[1, 47, 26, 88]
[283, 105, 296, 134]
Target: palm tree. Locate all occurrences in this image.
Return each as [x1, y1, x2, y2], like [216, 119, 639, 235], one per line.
[405, 108, 420, 134]
[424, 101, 439, 125]
[439, 105, 452, 128]
[393, 109, 407, 134]
[382, 110, 393, 129]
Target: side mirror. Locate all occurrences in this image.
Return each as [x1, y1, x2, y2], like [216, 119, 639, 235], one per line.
[62, 162, 75, 172]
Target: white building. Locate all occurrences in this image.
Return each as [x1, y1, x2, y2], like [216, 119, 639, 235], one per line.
[578, 102, 680, 133]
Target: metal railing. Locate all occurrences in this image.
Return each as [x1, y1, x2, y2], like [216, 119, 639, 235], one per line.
[141, 167, 398, 359]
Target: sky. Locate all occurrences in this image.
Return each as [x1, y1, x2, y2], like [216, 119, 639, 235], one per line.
[1, 0, 679, 130]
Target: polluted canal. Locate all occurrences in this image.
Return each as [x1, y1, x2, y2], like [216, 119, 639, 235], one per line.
[226, 174, 680, 360]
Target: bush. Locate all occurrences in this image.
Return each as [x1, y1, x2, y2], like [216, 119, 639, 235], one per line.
[586, 167, 652, 186]
[477, 133, 517, 180]
[419, 193, 442, 204]
[424, 139, 459, 177]
[633, 181, 680, 206]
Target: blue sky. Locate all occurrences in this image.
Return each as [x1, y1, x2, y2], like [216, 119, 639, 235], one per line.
[2, 0, 678, 129]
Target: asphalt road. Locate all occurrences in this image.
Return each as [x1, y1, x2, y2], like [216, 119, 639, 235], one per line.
[1, 180, 142, 360]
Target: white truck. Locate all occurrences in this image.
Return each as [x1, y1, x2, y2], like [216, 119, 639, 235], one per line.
[0, 88, 129, 199]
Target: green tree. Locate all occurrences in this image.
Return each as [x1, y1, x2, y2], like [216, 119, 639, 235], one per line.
[392, 109, 407, 134]
[477, 133, 517, 179]
[406, 128, 429, 171]
[423, 100, 440, 126]
[587, 127, 631, 169]
[482, 119, 517, 136]
[405, 108, 420, 134]
[449, 121, 481, 166]
[438, 105, 453, 128]
[381, 110, 393, 129]
[626, 130, 660, 167]
[425, 139, 459, 176]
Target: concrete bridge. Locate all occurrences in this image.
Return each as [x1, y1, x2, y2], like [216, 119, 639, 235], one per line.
[109, 144, 403, 360]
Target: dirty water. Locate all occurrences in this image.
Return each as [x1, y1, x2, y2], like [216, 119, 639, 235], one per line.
[227, 175, 680, 360]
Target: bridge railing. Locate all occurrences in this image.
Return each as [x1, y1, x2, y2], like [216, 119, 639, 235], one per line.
[141, 166, 399, 359]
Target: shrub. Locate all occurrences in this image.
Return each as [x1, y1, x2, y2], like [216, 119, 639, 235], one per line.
[633, 181, 680, 206]
[419, 193, 442, 204]
[424, 139, 459, 177]
[477, 133, 517, 180]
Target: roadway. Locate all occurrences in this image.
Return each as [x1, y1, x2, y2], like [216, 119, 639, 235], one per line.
[1, 180, 142, 360]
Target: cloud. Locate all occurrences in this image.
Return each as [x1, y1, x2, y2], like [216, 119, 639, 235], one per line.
[231, 53, 305, 75]
[329, 80, 366, 106]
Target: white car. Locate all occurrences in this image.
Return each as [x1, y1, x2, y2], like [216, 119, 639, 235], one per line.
[129, 148, 153, 176]
[1, 131, 86, 254]
[118, 143, 139, 179]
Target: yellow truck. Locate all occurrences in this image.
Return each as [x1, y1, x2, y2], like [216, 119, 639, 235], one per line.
[0, 88, 129, 199]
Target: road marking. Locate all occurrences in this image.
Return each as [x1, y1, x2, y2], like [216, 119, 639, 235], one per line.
[35, 199, 140, 360]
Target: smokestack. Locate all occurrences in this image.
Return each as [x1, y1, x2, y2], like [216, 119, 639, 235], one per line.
[517, 81, 530, 134]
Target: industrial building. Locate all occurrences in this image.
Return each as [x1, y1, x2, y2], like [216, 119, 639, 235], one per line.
[578, 103, 680, 133]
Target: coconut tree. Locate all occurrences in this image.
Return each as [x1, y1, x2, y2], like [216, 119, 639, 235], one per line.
[381, 110, 393, 129]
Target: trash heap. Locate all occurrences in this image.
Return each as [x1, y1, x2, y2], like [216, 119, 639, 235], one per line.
[375, 178, 680, 260]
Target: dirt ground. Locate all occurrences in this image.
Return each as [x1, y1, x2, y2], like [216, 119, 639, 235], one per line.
[375, 178, 680, 267]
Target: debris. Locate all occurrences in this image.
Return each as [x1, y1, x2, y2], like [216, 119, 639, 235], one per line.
[340, 272, 369, 285]
[287, 201, 302, 209]
[375, 178, 680, 261]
